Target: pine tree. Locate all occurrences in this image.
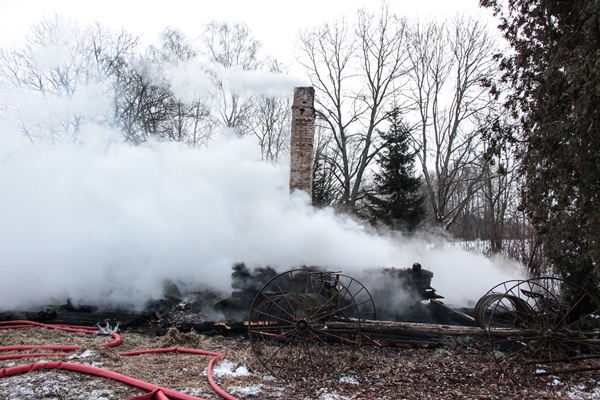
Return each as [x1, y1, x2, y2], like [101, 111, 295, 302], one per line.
[365, 108, 426, 231]
[481, 0, 600, 292]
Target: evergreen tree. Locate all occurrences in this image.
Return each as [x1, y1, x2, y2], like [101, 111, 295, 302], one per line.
[365, 108, 426, 231]
[481, 0, 600, 290]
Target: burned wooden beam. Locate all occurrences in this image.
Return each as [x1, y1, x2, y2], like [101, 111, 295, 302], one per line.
[327, 319, 539, 338]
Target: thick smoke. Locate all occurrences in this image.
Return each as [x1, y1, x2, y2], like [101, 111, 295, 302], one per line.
[0, 23, 524, 312]
[0, 127, 524, 311]
[152, 60, 308, 104]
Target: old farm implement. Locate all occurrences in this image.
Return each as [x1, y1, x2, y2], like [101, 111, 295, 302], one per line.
[247, 269, 600, 381]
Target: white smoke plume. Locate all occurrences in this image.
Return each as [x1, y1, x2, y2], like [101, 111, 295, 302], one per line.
[0, 125, 524, 311]
[0, 20, 524, 313]
[164, 61, 308, 100]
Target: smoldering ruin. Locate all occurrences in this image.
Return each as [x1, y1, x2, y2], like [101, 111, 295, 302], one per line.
[3, 87, 600, 390]
[0, 261, 472, 340]
[0, 87, 477, 341]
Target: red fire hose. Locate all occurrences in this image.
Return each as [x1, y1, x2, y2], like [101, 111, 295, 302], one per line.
[0, 320, 239, 400]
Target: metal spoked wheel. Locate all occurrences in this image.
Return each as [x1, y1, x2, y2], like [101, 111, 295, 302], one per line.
[483, 277, 600, 383]
[247, 269, 375, 380]
[474, 280, 524, 328]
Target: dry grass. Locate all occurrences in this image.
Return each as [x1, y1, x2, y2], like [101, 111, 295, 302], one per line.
[1, 326, 599, 399]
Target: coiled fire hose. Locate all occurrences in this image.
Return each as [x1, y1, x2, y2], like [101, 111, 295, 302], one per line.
[0, 320, 239, 400]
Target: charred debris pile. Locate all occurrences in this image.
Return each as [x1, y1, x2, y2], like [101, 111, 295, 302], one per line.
[0, 263, 475, 338]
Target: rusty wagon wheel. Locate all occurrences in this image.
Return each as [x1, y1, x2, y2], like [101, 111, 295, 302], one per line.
[247, 269, 375, 380]
[482, 277, 600, 383]
[474, 279, 524, 328]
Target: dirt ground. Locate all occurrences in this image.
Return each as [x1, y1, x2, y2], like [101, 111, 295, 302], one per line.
[1, 326, 599, 400]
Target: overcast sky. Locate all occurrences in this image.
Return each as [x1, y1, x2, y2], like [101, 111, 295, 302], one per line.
[0, 0, 495, 63]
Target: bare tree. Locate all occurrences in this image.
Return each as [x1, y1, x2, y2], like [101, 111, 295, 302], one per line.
[201, 21, 261, 70]
[312, 124, 341, 207]
[297, 4, 411, 212]
[199, 21, 262, 135]
[248, 94, 291, 161]
[141, 27, 211, 145]
[0, 16, 94, 144]
[407, 16, 498, 229]
[475, 109, 521, 254]
[482, 150, 518, 253]
[245, 60, 291, 161]
[0, 16, 292, 154]
[88, 23, 140, 136]
[0, 15, 140, 145]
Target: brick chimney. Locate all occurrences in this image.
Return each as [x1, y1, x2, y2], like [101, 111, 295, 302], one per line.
[289, 87, 315, 200]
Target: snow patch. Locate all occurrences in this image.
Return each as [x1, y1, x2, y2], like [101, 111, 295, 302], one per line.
[564, 382, 600, 399]
[339, 376, 359, 385]
[67, 349, 96, 359]
[230, 384, 263, 395]
[313, 388, 352, 400]
[0, 372, 121, 399]
[206, 359, 251, 377]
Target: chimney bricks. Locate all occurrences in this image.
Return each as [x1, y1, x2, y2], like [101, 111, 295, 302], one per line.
[289, 87, 315, 201]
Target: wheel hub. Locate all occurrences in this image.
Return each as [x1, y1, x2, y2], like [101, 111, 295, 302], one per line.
[296, 319, 309, 333]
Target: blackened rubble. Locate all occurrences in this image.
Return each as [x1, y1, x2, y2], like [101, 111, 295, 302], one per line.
[213, 263, 278, 322]
[0, 262, 474, 338]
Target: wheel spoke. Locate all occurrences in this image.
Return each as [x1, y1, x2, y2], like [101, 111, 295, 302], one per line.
[273, 278, 301, 317]
[250, 306, 295, 325]
[313, 328, 361, 345]
[259, 295, 297, 322]
[309, 300, 362, 323]
[263, 332, 298, 367]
